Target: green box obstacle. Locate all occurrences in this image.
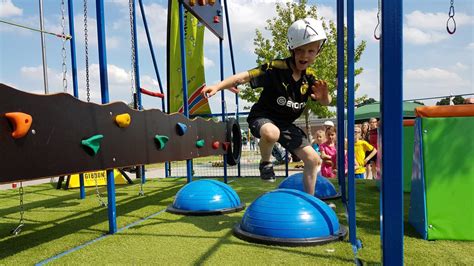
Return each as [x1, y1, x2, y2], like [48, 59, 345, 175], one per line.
[403, 121, 415, 192]
[409, 116, 474, 240]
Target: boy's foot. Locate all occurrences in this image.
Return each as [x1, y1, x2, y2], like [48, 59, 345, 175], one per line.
[259, 161, 276, 182]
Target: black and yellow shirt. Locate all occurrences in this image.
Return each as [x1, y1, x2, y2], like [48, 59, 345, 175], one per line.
[247, 57, 317, 127]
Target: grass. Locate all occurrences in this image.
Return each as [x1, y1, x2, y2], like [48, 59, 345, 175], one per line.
[0, 178, 473, 265]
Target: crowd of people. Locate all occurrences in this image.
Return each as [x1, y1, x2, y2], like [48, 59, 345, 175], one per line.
[312, 118, 379, 179]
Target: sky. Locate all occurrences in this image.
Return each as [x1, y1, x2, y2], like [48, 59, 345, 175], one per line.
[1, 0, 473, 114]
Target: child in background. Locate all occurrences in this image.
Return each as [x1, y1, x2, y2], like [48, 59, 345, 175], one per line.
[312, 129, 326, 156]
[354, 125, 377, 179]
[320, 127, 337, 178]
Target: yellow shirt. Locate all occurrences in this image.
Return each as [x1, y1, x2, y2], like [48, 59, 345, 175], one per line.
[354, 140, 374, 174]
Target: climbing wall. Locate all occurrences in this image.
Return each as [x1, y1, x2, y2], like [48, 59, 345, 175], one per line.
[0, 83, 229, 184]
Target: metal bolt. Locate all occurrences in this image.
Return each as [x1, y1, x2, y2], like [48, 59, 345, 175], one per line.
[31, 129, 36, 135]
[112, 158, 116, 162]
[423, 130, 428, 133]
[110, 112, 113, 116]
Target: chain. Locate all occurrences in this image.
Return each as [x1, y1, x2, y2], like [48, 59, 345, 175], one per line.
[61, 0, 68, 93]
[446, 0, 456, 34]
[19, 182, 24, 225]
[84, 0, 90, 102]
[94, 175, 106, 207]
[129, 0, 137, 105]
[373, 0, 381, 40]
[11, 182, 25, 235]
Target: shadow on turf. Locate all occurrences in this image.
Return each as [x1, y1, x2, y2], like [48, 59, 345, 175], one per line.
[0, 181, 184, 260]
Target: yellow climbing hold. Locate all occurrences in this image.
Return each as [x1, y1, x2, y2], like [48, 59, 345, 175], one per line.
[115, 113, 131, 128]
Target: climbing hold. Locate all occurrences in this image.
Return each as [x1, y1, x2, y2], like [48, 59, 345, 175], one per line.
[81, 134, 104, 156]
[196, 139, 205, 148]
[5, 112, 33, 139]
[222, 142, 230, 151]
[115, 113, 131, 128]
[212, 141, 220, 149]
[154, 135, 169, 150]
[176, 122, 187, 136]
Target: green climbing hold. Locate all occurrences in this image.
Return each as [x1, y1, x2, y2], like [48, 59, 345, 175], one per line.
[81, 134, 104, 156]
[196, 139, 205, 148]
[155, 135, 169, 150]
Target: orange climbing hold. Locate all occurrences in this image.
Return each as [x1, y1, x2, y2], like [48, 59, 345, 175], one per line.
[5, 112, 33, 139]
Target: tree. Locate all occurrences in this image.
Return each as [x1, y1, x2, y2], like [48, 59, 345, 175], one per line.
[436, 97, 451, 106]
[413, 100, 425, 106]
[357, 98, 377, 107]
[452, 96, 465, 105]
[238, 1, 367, 138]
[240, 0, 366, 115]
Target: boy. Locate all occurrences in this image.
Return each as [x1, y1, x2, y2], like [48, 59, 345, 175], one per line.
[202, 18, 331, 195]
[354, 125, 377, 179]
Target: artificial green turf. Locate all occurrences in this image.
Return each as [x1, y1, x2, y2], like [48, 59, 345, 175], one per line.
[0, 178, 473, 265]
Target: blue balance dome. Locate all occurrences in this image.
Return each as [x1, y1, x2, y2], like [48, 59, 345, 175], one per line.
[278, 172, 341, 200]
[167, 179, 245, 215]
[233, 189, 346, 246]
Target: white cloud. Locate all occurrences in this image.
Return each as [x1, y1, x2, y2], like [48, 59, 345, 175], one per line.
[203, 56, 215, 68]
[467, 43, 474, 50]
[136, 3, 168, 48]
[355, 9, 379, 42]
[404, 11, 474, 45]
[355, 68, 379, 99]
[405, 67, 471, 99]
[0, 0, 22, 17]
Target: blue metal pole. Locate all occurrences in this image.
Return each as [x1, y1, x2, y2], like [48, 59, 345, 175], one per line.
[222, 0, 240, 178]
[67, 0, 85, 200]
[347, 0, 361, 255]
[178, 3, 193, 183]
[219, 39, 228, 183]
[131, 0, 146, 185]
[95, 0, 117, 234]
[137, 0, 165, 110]
[336, 0, 346, 205]
[380, 0, 404, 264]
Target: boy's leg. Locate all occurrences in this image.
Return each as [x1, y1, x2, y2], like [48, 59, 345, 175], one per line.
[293, 146, 321, 195]
[258, 123, 280, 162]
[249, 118, 280, 181]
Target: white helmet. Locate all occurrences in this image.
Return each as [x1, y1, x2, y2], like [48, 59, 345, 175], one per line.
[287, 18, 327, 50]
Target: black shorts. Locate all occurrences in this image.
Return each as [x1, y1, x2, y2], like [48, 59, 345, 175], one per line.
[248, 117, 310, 152]
[366, 151, 377, 163]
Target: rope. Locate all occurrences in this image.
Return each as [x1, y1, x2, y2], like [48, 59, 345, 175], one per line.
[0, 19, 72, 40]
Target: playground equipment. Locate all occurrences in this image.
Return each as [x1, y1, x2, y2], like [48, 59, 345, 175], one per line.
[233, 189, 347, 246]
[166, 179, 245, 215]
[409, 105, 474, 241]
[0, 83, 239, 183]
[278, 172, 341, 200]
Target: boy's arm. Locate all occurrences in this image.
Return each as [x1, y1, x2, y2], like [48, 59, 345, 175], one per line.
[310, 80, 332, 105]
[202, 71, 250, 98]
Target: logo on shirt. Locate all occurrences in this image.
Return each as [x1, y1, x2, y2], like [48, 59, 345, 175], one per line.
[276, 96, 306, 110]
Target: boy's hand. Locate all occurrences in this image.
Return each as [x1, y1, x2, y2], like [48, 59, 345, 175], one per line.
[310, 80, 331, 105]
[201, 85, 219, 98]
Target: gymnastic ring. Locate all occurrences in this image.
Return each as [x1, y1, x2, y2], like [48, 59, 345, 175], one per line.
[226, 118, 242, 166]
